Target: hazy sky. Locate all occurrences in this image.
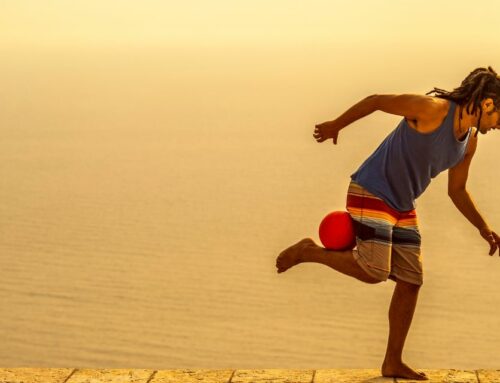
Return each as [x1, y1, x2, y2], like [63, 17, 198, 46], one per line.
[1, 0, 499, 46]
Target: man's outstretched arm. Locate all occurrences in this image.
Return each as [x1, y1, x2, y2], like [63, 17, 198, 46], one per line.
[313, 94, 441, 145]
[448, 131, 500, 255]
[449, 189, 499, 255]
[313, 95, 378, 145]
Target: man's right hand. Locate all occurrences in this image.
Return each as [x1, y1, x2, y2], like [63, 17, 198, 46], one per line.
[313, 120, 343, 145]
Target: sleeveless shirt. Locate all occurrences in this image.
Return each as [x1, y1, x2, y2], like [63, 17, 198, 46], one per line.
[350, 100, 471, 212]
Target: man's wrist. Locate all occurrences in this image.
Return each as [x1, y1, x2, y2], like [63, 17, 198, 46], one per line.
[479, 225, 491, 235]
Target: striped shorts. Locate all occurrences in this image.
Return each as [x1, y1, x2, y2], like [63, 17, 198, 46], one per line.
[346, 180, 423, 286]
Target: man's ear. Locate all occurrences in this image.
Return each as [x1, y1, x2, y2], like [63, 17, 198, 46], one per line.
[482, 97, 495, 112]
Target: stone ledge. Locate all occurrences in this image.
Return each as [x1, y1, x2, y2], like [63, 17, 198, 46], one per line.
[0, 368, 499, 383]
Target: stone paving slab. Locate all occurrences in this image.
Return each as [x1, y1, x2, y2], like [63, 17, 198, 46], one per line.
[477, 370, 500, 383]
[315, 368, 393, 382]
[66, 368, 155, 383]
[151, 369, 234, 383]
[0, 368, 74, 383]
[394, 369, 478, 383]
[231, 369, 314, 383]
[2, 368, 500, 383]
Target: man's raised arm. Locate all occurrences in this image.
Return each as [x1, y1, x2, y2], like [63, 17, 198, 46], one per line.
[313, 94, 440, 145]
[313, 95, 378, 145]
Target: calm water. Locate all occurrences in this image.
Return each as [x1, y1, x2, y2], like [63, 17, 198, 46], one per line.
[1, 44, 500, 369]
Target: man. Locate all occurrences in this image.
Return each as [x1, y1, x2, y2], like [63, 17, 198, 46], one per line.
[276, 66, 500, 380]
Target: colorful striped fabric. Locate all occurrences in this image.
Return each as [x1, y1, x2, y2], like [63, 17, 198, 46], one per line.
[345, 180, 423, 285]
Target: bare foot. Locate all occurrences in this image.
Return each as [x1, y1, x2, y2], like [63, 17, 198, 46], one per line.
[276, 238, 315, 273]
[381, 359, 428, 380]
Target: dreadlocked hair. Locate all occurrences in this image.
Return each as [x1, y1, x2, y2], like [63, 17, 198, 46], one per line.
[426, 66, 500, 137]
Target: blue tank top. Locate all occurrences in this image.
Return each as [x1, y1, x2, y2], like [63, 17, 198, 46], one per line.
[350, 100, 471, 212]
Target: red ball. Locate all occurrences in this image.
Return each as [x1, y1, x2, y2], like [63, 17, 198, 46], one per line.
[319, 211, 356, 250]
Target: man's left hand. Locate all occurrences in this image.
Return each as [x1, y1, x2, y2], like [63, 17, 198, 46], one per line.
[479, 227, 500, 256]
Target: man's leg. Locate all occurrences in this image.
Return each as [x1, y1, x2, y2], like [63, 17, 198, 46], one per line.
[276, 238, 381, 284]
[277, 180, 389, 284]
[381, 279, 428, 380]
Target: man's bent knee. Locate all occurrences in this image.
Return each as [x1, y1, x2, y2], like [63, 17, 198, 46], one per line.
[355, 265, 386, 284]
[350, 251, 385, 284]
[361, 274, 384, 284]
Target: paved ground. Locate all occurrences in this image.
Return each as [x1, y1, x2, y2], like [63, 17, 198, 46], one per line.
[1, 368, 499, 382]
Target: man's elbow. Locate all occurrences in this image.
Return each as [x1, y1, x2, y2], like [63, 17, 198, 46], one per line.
[364, 94, 379, 111]
[448, 187, 467, 198]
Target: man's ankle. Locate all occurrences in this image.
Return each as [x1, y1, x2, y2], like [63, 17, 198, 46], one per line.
[383, 354, 403, 365]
